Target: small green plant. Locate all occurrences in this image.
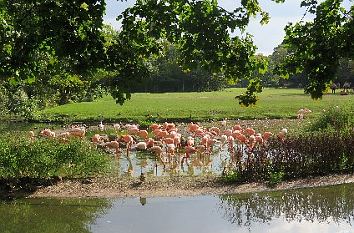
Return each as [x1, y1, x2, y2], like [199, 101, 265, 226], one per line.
[339, 153, 349, 172]
[267, 171, 285, 187]
[138, 119, 155, 129]
[222, 170, 241, 183]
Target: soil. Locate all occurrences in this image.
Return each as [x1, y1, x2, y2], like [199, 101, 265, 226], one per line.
[29, 174, 354, 198]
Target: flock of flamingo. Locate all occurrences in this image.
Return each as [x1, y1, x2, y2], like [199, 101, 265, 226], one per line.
[29, 119, 290, 177]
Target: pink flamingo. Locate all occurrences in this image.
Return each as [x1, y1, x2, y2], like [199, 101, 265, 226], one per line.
[263, 131, 273, 141]
[122, 134, 134, 156]
[137, 130, 149, 139]
[245, 127, 256, 136]
[233, 124, 242, 131]
[103, 140, 120, 157]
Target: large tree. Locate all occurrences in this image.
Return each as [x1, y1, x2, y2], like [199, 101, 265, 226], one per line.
[278, 0, 354, 98]
[1, 0, 353, 116]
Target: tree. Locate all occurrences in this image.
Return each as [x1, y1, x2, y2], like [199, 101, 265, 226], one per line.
[0, 0, 109, 115]
[118, 0, 271, 106]
[279, 0, 354, 98]
[1, 0, 353, 117]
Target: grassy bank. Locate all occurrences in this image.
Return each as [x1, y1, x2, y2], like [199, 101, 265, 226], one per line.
[36, 88, 354, 122]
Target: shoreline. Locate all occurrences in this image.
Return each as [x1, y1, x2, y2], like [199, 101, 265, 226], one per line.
[28, 173, 354, 198]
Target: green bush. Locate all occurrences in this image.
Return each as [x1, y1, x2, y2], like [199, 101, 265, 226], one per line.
[0, 134, 112, 179]
[267, 171, 285, 187]
[307, 106, 353, 132]
[222, 170, 241, 183]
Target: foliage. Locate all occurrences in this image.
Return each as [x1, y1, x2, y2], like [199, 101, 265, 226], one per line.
[279, 0, 354, 99]
[0, 85, 8, 117]
[222, 170, 241, 183]
[0, 1, 110, 116]
[119, 0, 271, 105]
[267, 43, 353, 88]
[230, 131, 354, 183]
[0, 135, 111, 179]
[267, 170, 285, 187]
[235, 78, 262, 106]
[1, 0, 353, 114]
[130, 42, 228, 93]
[306, 105, 353, 132]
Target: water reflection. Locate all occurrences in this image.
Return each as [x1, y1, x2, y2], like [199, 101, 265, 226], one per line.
[219, 184, 354, 228]
[1, 184, 354, 233]
[0, 198, 110, 233]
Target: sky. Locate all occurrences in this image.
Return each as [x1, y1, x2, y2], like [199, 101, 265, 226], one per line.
[103, 0, 320, 55]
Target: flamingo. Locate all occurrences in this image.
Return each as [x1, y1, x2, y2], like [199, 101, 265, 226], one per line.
[135, 142, 147, 150]
[188, 122, 199, 133]
[181, 145, 197, 166]
[245, 127, 256, 136]
[233, 124, 242, 131]
[187, 136, 195, 147]
[137, 130, 149, 139]
[103, 140, 120, 157]
[91, 134, 102, 143]
[277, 128, 288, 141]
[209, 127, 220, 136]
[263, 131, 273, 141]
[121, 134, 134, 156]
[221, 118, 227, 127]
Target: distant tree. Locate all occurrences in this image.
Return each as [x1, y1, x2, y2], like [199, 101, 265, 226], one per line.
[336, 58, 354, 84]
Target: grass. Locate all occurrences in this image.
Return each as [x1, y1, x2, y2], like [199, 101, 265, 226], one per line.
[36, 88, 354, 122]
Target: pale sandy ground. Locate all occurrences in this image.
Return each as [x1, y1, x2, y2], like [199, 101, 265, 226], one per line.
[31, 174, 354, 198]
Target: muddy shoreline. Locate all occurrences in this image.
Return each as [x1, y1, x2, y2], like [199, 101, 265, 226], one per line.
[20, 173, 354, 198]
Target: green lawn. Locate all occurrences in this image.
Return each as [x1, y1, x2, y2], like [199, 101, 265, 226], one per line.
[37, 88, 354, 122]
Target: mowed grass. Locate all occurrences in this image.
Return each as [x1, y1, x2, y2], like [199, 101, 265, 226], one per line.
[37, 88, 354, 122]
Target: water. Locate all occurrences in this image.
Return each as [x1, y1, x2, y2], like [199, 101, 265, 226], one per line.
[1, 184, 354, 233]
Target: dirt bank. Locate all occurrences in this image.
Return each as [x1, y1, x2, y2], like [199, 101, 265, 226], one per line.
[30, 174, 354, 198]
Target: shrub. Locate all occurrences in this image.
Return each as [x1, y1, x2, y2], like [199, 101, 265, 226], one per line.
[0, 134, 112, 179]
[222, 170, 241, 183]
[228, 131, 354, 183]
[267, 170, 285, 187]
[307, 106, 353, 132]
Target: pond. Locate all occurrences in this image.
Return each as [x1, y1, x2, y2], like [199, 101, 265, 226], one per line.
[1, 183, 354, 233]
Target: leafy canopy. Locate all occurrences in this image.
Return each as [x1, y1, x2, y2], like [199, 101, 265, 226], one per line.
[278, 0, 354, 99]
[0, 0, 353, 114]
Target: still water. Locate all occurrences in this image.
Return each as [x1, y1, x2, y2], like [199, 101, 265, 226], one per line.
[2, 184, 354, 233]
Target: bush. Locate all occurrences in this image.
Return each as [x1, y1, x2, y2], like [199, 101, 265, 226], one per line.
[267, 170, 285, 187]
[307, 106, 353, 132]
[222, 170, 241, 183]
[0, 134, 112, 179]
[227, 131, 354, 183]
